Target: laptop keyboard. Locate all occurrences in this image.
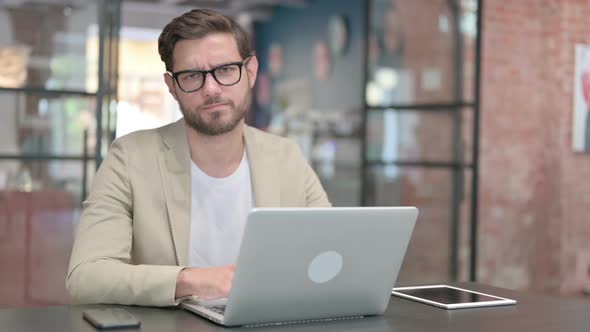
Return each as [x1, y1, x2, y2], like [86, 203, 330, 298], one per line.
[209, 306, 226, 315]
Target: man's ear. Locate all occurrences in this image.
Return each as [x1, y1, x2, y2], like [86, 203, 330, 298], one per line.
[245, 55, 258, 88]
[163, 73, 178, 100]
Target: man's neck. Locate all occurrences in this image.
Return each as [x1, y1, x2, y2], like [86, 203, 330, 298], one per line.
[186, 121, 246, 178]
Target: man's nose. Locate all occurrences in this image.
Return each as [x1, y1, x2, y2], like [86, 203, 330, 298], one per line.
[200, 72, 223, 95]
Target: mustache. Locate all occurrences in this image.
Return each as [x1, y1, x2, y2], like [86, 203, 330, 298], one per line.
[202, 96, 230, 107]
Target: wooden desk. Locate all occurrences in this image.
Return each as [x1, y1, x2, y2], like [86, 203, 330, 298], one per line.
[1, 283, 589, 331]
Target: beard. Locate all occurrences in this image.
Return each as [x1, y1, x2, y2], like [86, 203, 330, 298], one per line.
[180, 88, 251, 136]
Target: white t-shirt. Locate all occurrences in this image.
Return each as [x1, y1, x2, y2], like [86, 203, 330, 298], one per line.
[188, 152, 253, 267]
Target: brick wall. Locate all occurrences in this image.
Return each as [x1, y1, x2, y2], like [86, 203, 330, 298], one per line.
[480, 0, 590, 294]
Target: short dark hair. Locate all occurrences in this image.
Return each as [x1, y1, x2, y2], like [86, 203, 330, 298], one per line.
[158, 9, 253, 72]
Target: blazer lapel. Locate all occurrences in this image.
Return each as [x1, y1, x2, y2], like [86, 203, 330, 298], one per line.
[157, 120, 191, 266]
[244, 126, 281, 207]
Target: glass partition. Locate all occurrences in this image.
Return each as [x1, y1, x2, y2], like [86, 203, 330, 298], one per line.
[365, 166, 473, 284]
[0, 0, 116, 309]
[0, 160, 90, 308]
[366, 108, 473, 164]
[365, 0, 479, 283]
[367, 0, 477, 105]
[0, 1, 99, 92]
[0, 91, 96, 157]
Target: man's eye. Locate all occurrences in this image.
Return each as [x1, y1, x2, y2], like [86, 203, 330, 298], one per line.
[218, 66, 235, 73]
[182, 72, 201, 80]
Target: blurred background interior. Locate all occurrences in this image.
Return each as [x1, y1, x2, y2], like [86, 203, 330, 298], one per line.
[1, 0, 590, 308]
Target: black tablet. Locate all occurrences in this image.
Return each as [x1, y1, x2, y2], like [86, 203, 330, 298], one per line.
[391, 285, 517, 309]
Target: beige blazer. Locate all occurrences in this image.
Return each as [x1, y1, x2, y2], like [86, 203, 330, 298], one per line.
[67, 119, 330, 306]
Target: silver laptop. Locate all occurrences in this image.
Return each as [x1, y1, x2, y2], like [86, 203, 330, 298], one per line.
[181, 207, 418, 327]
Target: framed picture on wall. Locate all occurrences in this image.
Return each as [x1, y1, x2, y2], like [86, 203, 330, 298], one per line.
[328, 15, 349, 57]
[269, 43, 284, 77]
[313, 41, 331, 80]
[0, 45, 31, 88]
[572, 44, 590, 152]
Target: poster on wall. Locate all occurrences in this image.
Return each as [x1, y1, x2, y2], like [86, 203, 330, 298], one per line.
[0, 45, 30, 88]
[268, 43, 283, 77]
[572, 44, 590, 152]
[313, 41, 331, 80]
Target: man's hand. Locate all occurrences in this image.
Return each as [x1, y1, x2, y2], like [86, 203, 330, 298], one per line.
[175, 265, 236, 300]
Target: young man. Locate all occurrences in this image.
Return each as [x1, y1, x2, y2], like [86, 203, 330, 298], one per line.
[67, 9, 330, 307]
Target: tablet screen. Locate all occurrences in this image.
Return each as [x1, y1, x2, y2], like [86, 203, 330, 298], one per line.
[394, 286, 503, 304]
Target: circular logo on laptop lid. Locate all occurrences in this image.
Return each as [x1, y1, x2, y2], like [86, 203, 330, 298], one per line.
[307, 251, 343, 283]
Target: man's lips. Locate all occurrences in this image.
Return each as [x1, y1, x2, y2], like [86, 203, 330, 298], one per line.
[201, 102, 229, 111]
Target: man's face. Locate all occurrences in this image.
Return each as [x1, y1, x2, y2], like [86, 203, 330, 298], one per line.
[164, 33, 258, 136]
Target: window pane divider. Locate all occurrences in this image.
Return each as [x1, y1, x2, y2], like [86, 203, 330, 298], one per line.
[367, 101, 475, 111]
[366, 160, 473, 169]
[0, 87, 97, 97]
[0, 154, 94, 161]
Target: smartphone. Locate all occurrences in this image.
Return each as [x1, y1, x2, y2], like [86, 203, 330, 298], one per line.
[82, 308, 141, 329]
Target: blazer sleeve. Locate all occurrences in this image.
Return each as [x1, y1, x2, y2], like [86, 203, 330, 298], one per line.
[291, 142, 332, 208]
[66, 138, 184, 306]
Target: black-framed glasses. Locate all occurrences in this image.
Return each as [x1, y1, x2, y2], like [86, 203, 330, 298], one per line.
[166, 56, 252, 93]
